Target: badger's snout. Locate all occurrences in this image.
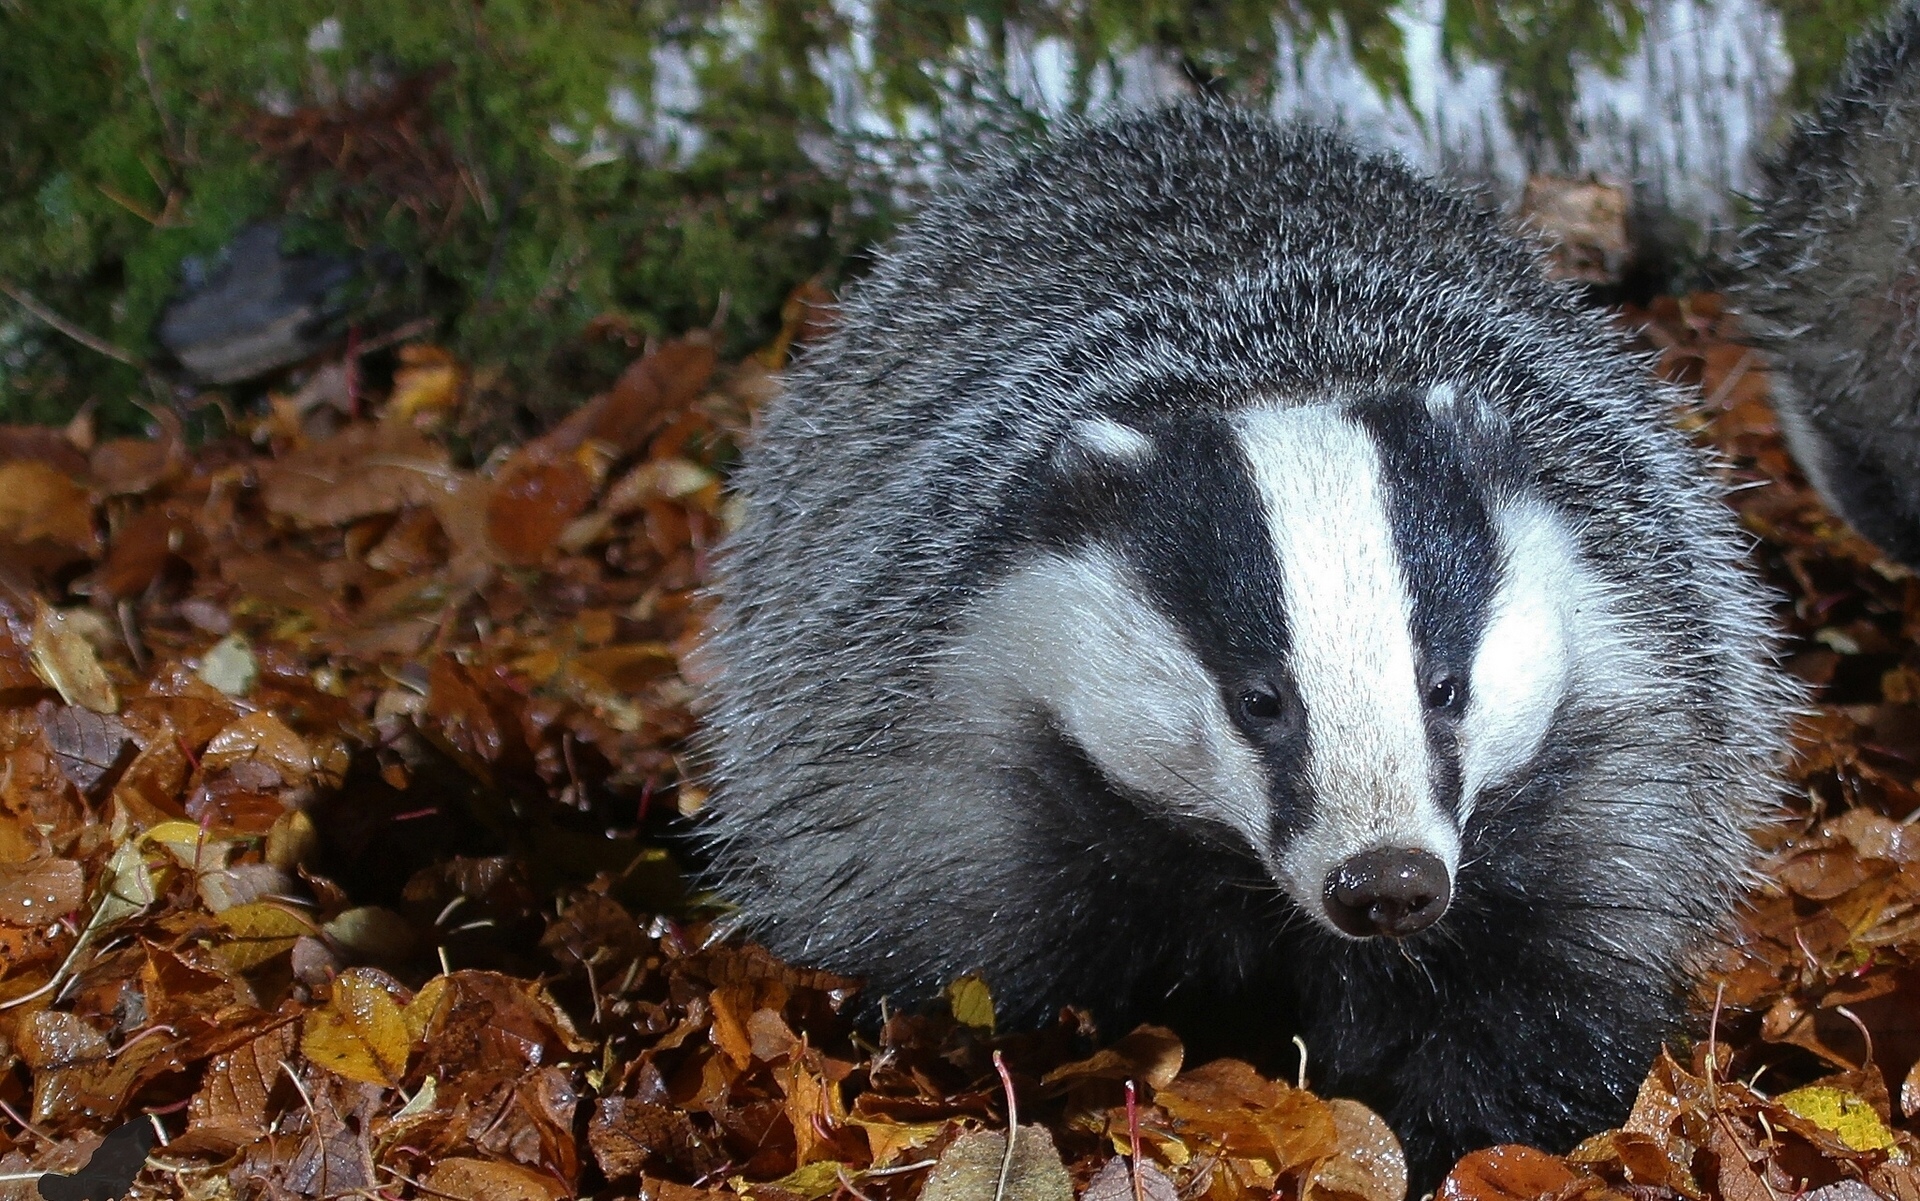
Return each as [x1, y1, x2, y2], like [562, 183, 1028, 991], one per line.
[1322, 848, 1451, 937]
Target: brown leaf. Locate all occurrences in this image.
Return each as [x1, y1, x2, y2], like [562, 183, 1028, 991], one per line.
[486, 457, 597, 567]
[200, 711, 317, 791]
[919, 1127, 1072, 1201]
[36, 700, 133, 797]
[0, 857, 84, 927]
[589, 1095, 730, 1180]
[1705, 1116, 1773, 1201]
[1157, 1059, 1338, 1171]
[1438, 1146, 1582, 1201]
[260, 423, 460, 527]
[1082, 1156, 1179, 1201]
[423, 1157, 571, 1201]
[90, 433, 184, 497]
[1042, 1025, 1183, 1091]
[187, 1022, 298, 1154]
[1307, 1098, 1407, 1201]
[0, 461, 95, 553]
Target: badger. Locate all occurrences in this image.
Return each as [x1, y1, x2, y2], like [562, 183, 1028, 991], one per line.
[701, 105, 1796, 1184]
[1731, 0, 1920, 564]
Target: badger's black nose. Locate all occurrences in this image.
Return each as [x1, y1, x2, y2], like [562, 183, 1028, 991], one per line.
[1323, 848, 1451, 938]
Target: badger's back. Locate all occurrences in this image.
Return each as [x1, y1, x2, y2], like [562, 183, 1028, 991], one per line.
[1732, 0, 1920, 561]
[703, 105, 1791, 1183]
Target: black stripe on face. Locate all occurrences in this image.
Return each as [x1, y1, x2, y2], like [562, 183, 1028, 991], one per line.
[1346, 391, 1504, 813]
[1023, 409, 1313, 840]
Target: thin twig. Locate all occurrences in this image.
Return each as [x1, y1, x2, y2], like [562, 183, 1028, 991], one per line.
[993, 1050, 1018, 1201]
[0, 280, 145, 368]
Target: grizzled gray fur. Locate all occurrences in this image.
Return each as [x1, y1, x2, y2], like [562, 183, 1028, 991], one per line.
[701, 105, 1795, 1184]
[1732, 0, 1920, 563]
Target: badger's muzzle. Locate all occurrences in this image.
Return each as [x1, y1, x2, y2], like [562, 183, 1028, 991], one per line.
[1323, 848, 1451, 937]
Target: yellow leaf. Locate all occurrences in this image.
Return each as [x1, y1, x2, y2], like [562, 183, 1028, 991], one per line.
[1775, 1086, 1897, 1152]
[386, 345, 464, 421]
[143, 821, 235, 872]
[302, 968, 412, 1086]
[764, 1161, 849, 1200]
[851, 1116, 951, 1168]
[945, 974, 995, 1033]
[405, 974, 449, 1044]
[215, 901, 317, 971]
[29, 601, 118, 714]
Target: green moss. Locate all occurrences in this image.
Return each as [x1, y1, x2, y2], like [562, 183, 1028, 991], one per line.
[0, 0, 1716, 436]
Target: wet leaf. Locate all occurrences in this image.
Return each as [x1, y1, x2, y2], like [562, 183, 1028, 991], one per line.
[423, 1157, 572, 1201]
[1438, 1145, 1584, 1201]
[301, 967, 412, 1086]
[1042, 1025, 1183, 1090]
[0, 857, 85, 926]
[1773, 1086, 1898, 1152]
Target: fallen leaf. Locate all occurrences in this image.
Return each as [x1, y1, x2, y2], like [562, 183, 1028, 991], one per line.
[301, 968, 412, 1086]
[423, 1157, 571, 1201]
[1307, 1098, 1407, 1201]
[260, 423, 460, 527]
[36, 700, 133, 797]
[1438, 1145, 1582, 1201]
[919, 1127, 1072, 1201]
[0, 461, 95, 552]
[29, 601, 118, 714]
[487, 457, 596, 566]
[195, 634, 258, 697]
[387, 343, 464, 421]
[1082, 1156, 1179, 1201]
[946, 974, 996, 1033]
[1773, 1085, 1898, 1152]
[215, 901, 318, 971]
[201, 711, 316, 790]
[1042, 1025, 1183, 1090]
[0, 857, 85, 926]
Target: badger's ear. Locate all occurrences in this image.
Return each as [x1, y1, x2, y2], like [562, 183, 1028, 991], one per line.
[1053, 417, 1156, 469]
[1032, 417, 1154, 537]
[1424, 382, 1529, 494]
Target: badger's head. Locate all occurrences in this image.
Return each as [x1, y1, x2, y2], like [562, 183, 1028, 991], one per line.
[958, 385, 1608, 941]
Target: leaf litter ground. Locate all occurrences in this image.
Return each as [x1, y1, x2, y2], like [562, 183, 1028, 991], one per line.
[0, 294, 1917, 1201]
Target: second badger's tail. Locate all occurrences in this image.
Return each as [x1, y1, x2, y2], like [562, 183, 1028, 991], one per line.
[1731, 0, 1920, 564]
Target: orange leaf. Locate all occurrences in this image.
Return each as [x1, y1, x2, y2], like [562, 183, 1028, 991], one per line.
[487, 458, 596, 566]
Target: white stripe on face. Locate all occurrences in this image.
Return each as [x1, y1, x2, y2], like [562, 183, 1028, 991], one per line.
[1233, 404, 1460, 918]
[1459, 503, 1576, 810]
[953, 546, 1273, 853]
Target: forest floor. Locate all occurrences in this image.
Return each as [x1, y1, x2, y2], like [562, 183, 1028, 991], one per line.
[0, 294, 1917, 1201]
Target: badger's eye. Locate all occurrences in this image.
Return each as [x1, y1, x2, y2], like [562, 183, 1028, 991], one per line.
[1425, 676, 1464, 711]
[1238, 689, 1284, 722]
